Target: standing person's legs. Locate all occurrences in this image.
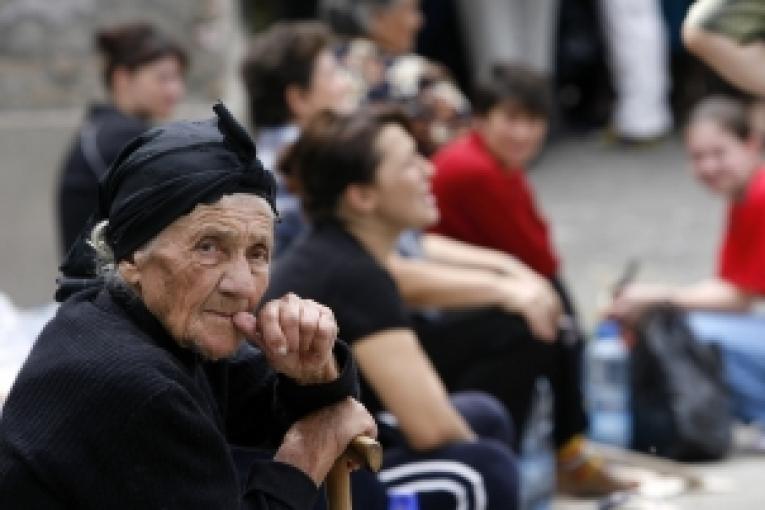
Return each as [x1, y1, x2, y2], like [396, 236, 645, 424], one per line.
[455, 0, 525, 80]
[522, 0, 560, 76]
[380, 392, 519, 510]
[456, 0, 559, 79]
[599, 0, 673, 139]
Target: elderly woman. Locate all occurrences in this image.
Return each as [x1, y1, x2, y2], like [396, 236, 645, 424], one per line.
[0, 104, 376, 509]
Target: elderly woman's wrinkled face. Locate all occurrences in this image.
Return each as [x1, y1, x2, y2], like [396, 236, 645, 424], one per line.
[120, 194, 273, 359]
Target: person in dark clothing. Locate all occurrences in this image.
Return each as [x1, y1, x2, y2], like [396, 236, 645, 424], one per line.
[57, 21, 188, 256]
[266, 108, 520, 509]
[0, 104, 377, 509]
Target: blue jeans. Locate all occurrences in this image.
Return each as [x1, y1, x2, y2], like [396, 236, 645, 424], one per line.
[686, 311, 765, 425]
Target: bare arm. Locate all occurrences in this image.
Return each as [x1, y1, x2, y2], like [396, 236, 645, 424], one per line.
[610, 279, 755, 322]
[352, 328, 476, 451]
[671, 279, 754, 311]
[683, 9, 765, 96]
[388, 254, 509, 309]
[420, 233, 538, 280]
[387, 254, 562, 341]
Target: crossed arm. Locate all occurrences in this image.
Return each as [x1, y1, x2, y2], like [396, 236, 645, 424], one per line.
[609, 278, 755, 323]
[388, 233, 563, 341]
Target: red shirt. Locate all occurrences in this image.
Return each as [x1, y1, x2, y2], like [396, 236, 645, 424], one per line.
[430, 131, 559, 277]
[718, 166, 765, 295]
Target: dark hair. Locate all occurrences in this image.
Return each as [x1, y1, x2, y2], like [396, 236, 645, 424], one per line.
[687, 95, 751, 141]
[278, 107, 412, 223]
[96, 22, 188, 89]
[241, 21, 333, 128]
[472, 63, 551, 119]
[319, 0, 399, 37]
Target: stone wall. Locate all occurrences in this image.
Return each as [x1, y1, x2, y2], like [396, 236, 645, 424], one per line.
[0, 0, 239, 110]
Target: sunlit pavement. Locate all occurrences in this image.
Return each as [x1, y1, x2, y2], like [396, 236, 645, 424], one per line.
[532, 136, 762, 509]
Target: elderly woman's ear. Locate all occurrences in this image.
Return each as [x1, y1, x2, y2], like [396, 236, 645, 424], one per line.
[117, 257, 141, 291]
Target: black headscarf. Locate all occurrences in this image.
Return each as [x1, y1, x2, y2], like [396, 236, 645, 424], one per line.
[56, 103, 277, 302]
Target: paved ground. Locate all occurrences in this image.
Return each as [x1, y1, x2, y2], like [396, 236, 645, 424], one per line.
[530, 134, 724, 324]
[0, 110, 761, 508]
[532, 136, 759, 509]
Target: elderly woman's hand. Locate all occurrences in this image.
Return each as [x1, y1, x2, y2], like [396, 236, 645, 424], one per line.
[275, 397, 377, 485]
[233, 293, 340, 384]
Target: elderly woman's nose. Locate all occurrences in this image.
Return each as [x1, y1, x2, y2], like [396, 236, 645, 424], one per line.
[219, 255, 257, 296]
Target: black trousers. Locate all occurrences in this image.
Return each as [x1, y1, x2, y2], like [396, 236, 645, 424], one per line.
[413, 277, 588, 450]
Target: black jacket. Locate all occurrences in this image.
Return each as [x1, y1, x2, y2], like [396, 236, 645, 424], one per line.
[0, 283, 358, 509]
[56, 104, 148, 256]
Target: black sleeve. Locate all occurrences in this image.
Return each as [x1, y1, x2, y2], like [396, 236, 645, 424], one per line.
[221, 341, 359, 447]
[97, 122, 147, 173]
[275, 340, 360, 422]
[0, 449, 64, 510]
[326, 259, 411, 345]
[109, 386, 321, 510]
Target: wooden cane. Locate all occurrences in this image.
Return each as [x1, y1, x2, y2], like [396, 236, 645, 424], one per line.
[325, 435, 383, 510]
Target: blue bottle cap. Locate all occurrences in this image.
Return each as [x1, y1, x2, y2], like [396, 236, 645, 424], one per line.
[595, 319, 620, 338]
[388, 490, 419, 510]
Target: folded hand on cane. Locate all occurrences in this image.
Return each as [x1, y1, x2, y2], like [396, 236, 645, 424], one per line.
[326, 435, 383, 510]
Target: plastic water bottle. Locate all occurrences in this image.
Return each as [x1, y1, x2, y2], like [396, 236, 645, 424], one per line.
[519, 378, 555, 510]
[388, 489, 419, 510]
[586, 320, 631, 447]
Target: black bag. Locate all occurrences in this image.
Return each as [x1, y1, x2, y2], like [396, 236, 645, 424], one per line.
[630, 304, 732, 460]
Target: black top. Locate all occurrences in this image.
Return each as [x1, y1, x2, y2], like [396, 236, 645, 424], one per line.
[57, 103, 148, 256]
[0, 282, 358, 509]
[265, 222, 411, 417]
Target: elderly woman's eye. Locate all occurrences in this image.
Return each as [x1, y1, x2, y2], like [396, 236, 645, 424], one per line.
[248, 245, 270, 263]
[195, 237, 220, 255]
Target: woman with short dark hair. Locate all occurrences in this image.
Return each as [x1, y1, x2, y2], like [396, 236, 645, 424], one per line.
[57, 22, 188, 256]
[267, 108, 520, 509]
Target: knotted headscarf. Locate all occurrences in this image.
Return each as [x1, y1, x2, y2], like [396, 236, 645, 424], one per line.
[57, 102, 276, 301]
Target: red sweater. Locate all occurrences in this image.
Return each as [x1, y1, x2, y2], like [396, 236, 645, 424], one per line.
[430, 131, 559, 277]
[718, 166, 765, 295]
